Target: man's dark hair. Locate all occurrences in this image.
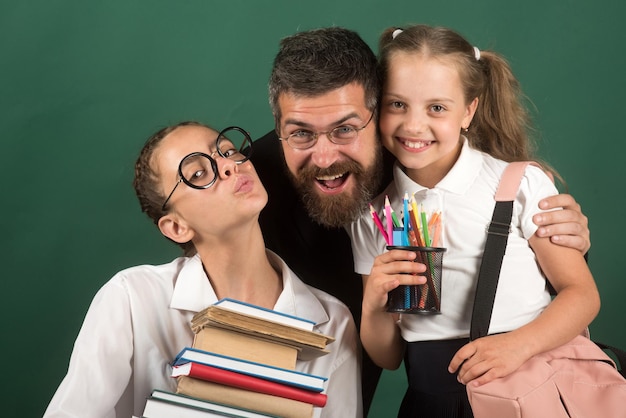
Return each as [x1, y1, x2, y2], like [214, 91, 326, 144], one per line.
[268, 27, 380, 124]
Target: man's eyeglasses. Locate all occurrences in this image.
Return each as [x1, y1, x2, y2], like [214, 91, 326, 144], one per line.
[278, 112, 374, 150]
[161, 126, 252, 211]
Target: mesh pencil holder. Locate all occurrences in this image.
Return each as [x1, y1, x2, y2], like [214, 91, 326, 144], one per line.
[385, 246, 446, 314]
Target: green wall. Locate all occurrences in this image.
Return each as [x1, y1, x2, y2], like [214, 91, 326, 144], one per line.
[1, 1, 624, 416]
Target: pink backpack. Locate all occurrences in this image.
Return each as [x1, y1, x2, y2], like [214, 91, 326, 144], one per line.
[466, 162, 626, 418]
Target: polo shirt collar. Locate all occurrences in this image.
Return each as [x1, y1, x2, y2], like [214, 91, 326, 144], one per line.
[169, 254, 217, 313]
[267, 250, 330, 326]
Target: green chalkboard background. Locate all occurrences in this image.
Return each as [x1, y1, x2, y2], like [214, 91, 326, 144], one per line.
[1, 1, 624, 416]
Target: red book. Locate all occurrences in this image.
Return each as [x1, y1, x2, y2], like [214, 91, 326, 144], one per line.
[172, 361, 328, 407]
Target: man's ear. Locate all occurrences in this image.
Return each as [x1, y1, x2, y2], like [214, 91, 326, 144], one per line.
[158, 213, 195, 245]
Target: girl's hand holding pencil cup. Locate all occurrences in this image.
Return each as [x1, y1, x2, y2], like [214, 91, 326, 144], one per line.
[370, 194, 446, 314]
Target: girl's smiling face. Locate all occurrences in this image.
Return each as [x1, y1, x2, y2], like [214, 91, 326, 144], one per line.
[379, 52, 478, 188]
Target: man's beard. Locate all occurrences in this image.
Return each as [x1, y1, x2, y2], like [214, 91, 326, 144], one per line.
[286, 148, 383, 228]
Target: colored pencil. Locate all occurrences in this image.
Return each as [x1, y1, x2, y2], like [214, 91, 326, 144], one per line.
[420, 206, 431, 247]
[407, 206, 423, 247]
[391, 206, 402, 228]
[410, 195, 420, 228]
[431, 212, 442, 247]
[369, 203, 390, 245]
[384, 196, 393, 246]
[403, 193, 410, 246]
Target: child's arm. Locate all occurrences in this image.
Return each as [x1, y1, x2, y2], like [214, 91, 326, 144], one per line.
[448, 235, 600, 386]
[360, 249, 426, 370]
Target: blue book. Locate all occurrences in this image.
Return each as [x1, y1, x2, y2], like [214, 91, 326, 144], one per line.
[214, 298, 316, 331]
[173, 347, 327, 392]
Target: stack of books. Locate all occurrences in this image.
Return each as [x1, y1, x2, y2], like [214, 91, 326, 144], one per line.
[140, 298, 335, 418]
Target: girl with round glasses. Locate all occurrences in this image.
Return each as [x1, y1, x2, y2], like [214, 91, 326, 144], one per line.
[44, 121, 362, 418]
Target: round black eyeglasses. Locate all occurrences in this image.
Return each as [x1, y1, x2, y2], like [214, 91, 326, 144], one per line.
[161, 126, 252, 211]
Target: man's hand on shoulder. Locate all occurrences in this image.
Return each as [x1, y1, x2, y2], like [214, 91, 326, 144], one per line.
[533, 193, 590, 254]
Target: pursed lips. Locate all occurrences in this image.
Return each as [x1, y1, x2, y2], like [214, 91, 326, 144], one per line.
[234, 175, 253, 193]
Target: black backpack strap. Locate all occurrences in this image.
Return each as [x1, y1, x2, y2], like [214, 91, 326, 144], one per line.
[470, 200, 513, 340]
[470, 162, 537, 341]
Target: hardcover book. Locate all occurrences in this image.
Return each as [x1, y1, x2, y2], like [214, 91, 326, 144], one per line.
[193, 326, 299, 369]
[173, 347, 327, 392]
[141, 389, 278, 418]
[213, 298, 315, 331]
[176, 376, 314, 418]
[191, 299, 334, 360]
[172, 361, 327, 407]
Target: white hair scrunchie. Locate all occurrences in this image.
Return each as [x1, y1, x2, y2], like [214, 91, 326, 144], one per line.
[392, 29, 403, 39]
[473, 46, 481, 61]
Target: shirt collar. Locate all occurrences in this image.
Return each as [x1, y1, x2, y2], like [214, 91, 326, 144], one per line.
[267, 250, 331, 326]
[169, 251, 330, 326]
[393, 136, 483, 196]
[169, 254, 217, 313]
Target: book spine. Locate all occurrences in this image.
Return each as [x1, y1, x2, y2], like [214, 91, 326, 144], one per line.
[182, 362, 327, 407]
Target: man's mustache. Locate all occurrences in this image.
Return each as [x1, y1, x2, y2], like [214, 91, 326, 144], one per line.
[298, 160, 363, 180]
